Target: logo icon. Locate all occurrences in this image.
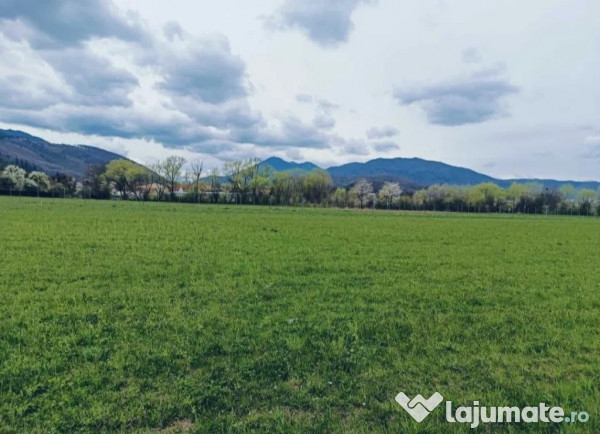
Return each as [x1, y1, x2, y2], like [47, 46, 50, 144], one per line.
[395, 392, 444, 422]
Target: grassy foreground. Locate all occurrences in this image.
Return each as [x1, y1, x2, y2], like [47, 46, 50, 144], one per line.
[0, 197, 599, 433]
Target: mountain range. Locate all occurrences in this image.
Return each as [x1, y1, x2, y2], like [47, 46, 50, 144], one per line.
[1, 129, 599, 190]
[260, 157, 320, 172]
[262, 157, 600, 190]
[0, 129, 125, 179]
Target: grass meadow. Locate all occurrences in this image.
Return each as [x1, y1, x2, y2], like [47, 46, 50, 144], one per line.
[0, 196, 599, 433]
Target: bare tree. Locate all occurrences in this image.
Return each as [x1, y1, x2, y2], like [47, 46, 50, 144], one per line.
[164, 156, 186, 200]
[190, 160, 204, 203]
[209, 167, 221, 203]
[223, 158, 260, 204]
[223, 160, 244, 204]
[83, 163, 110, 199]
[150, 161, 168, 201]
[351, 178, 373, 209]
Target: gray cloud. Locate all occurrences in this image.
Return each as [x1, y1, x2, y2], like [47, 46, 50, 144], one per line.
[239, 116, 332, 149]
[372, 141, 400, 152]
[313, 114, 336, 129]
[295, 94, 339, 132]
[0, 0, 142, 110]
[366, 125, 399, 139]
[0, 43, 138, 111]
[165, 96, 265, 137]
[186, 140, 237, 155]
[394, 67, 518, 126]
[285, 148, 305, 161]
[316, 98, 339, 114]
[0, 0, 147, 48]
[296, 94, 339, 114]
[267, 0, 375, 47]
[158, 38, 248, 104]
[163, 22, 184, 42]
[0, 104, 227, 152]
[0, 0, 260, 155]
[461, 47, 481, 64]
[0, 0, 396, 161]
[339, 138, 371, 155]
[0, 73, 67, 110]
[44, 49, 138, 107]
[296, 94, 313, 103]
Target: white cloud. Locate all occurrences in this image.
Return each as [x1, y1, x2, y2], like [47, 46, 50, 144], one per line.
[0, 0, 599, 179]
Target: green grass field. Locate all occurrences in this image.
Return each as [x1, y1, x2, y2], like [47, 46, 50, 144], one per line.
[1, 197, 599, 433]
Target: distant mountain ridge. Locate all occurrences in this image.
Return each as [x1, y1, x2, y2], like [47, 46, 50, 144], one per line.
[259, 156, 320, 172]
[1, 129, 598, 190]
[327, 157, 496, 189]
[0, 129, 126, 179]
[265, 156, 600, 190]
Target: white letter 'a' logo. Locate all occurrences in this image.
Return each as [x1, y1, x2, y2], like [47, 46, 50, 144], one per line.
[395, 392, 444, 422]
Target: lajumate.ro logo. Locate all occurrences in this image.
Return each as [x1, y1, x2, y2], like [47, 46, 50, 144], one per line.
[395, 391, 590, 428]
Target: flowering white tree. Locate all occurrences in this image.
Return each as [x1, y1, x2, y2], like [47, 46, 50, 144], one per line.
[351, 178, 373, 209]
[1, 165, 26, 194]
[28, 171, 51, 192]
[378, 182, 402, 209]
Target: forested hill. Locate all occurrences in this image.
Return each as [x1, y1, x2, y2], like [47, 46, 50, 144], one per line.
[327, 157, 497, 186]
[268, 156, 600, 190]
[0, 129, 126, 179]
[259, 156, 320, 172]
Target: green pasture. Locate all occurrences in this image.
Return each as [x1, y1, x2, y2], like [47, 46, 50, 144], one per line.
[0, 197, 598, 432]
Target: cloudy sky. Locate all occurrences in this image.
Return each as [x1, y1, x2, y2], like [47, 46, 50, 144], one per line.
[0, 0, 599, 179]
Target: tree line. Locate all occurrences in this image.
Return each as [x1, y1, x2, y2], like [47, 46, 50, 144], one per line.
[2, 157, 599, 216]
[0, 164, 76, 197]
